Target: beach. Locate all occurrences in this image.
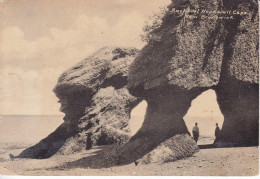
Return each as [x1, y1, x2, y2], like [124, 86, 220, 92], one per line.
[0, 142, 258, 176]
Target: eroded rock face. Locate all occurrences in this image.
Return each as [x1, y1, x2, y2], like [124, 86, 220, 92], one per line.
[139, 134, 199, 164]
[54, 47, 139, 125]
[58, 87, 141, 155]
[128, 0, 258, 94]
[215, 0, 259, 146]
[215, 79, 259, 146]
[18, 47, 141, 158]
[120, 0, 258, 164]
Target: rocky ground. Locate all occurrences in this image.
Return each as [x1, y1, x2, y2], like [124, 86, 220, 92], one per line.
[0, 141, 258, 176]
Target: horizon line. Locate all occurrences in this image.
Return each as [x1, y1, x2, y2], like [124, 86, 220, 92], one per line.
[0, 114, 64, 116]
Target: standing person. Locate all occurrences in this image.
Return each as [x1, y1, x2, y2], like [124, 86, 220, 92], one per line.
[215, 123, 220, 141]
[192, 122, 199, 143]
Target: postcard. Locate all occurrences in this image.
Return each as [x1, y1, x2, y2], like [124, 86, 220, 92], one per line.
[0, 0, 258, 176]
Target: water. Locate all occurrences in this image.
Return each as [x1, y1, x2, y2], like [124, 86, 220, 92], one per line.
[0, 115, 63, 144]
[0, 114, 217, 145]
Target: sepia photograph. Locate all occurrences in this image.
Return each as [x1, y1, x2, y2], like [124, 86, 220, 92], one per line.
[0, 0, 259, 176]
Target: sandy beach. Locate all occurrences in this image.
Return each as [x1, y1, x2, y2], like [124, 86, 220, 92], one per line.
[0, 142, 258, 176]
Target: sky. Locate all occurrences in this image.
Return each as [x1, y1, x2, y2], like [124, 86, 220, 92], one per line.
[0, 0, 171, 115]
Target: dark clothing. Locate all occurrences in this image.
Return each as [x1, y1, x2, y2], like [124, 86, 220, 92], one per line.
[215, 126, 220, 139]
[192, 126, 199, 143]
[86, 133, 92, 150]
[193, 131, 199, 143]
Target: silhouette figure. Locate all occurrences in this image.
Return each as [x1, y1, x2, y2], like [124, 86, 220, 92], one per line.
[215, 123, 220, 141]
[192, 122, 199, 143]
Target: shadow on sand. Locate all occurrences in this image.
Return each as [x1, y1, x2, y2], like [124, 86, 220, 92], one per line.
[46, 143, 259, 170]
[48, 145, 127, 170]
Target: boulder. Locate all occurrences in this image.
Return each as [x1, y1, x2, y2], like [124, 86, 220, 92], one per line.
[139, 134, 199, 164]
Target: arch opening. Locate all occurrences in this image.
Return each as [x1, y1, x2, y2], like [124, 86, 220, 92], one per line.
[128, 100, 148, 136]
[183, 89, 224, 145]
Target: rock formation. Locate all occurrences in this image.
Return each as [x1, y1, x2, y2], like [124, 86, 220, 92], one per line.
[18, 46, 198, 164]
[60, 134, 199, 169]
[18, 47, 141, 158]
[117, 0, 258, 164]
[139, 134, 198, 164]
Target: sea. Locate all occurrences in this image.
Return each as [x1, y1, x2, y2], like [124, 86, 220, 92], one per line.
[0, 114, 215, 146]
[0, 115, 63, 144]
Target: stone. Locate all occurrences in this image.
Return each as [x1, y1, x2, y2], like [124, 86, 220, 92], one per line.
[138, 134, 199, 164]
